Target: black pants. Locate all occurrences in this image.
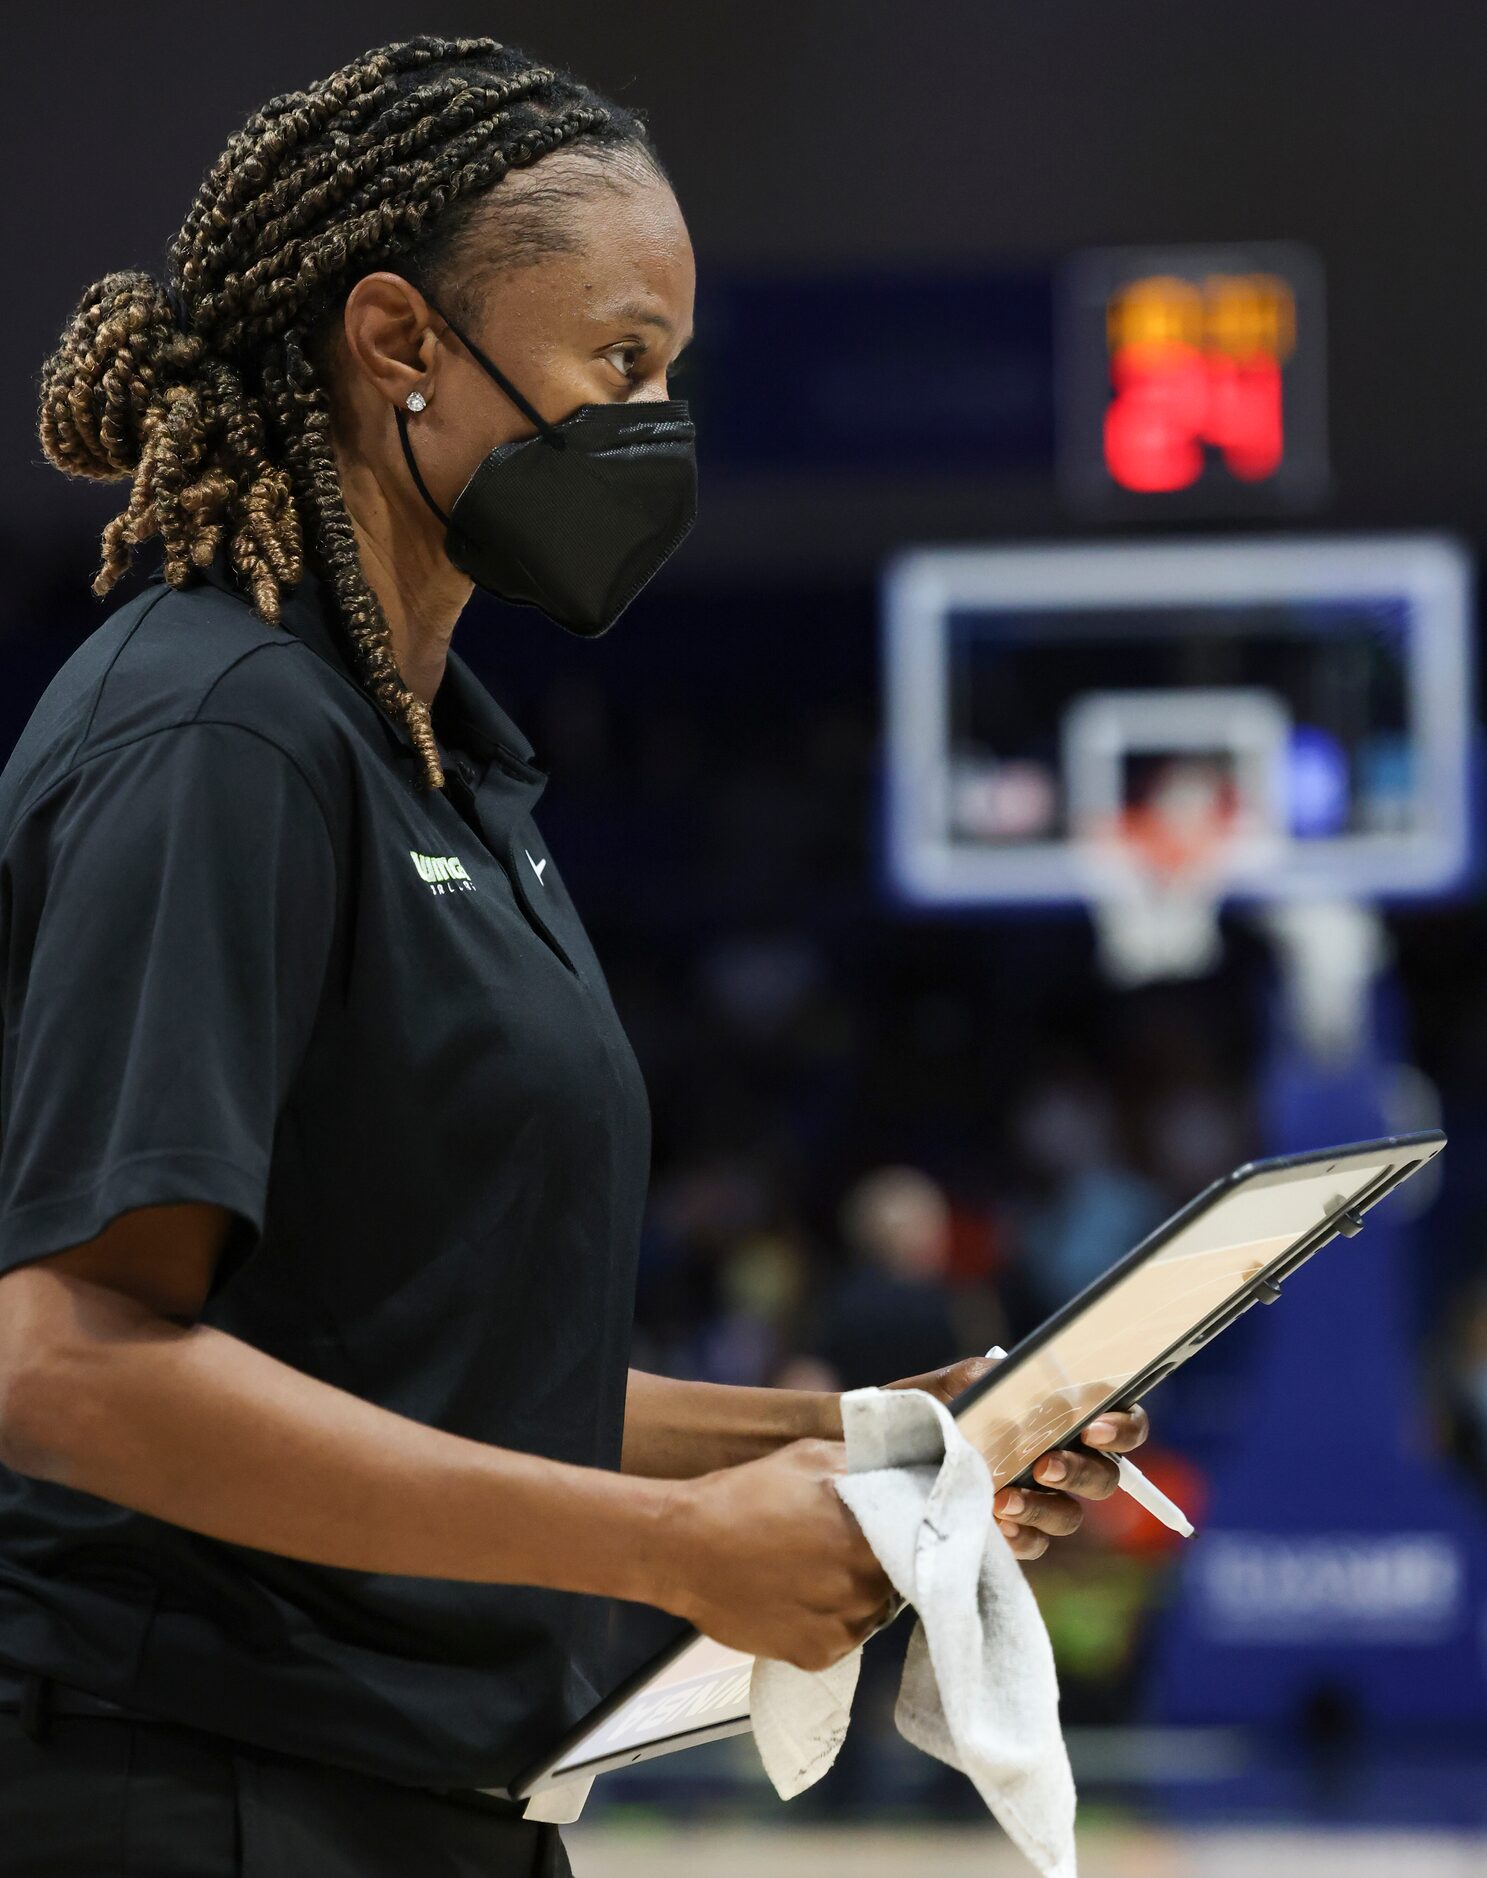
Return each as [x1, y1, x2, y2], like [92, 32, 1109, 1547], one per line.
[0, 1670, 573, 1876]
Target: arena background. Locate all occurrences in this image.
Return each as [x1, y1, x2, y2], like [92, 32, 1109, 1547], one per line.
[5, 5, 1486, 1872]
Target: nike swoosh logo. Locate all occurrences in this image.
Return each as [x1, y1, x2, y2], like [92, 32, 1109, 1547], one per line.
[524, 849, 548, 883]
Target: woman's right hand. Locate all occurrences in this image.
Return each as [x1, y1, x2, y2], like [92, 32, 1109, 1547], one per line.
[650, 1436, 895, 1670]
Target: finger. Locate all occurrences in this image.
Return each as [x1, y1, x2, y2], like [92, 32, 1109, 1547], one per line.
[843, 1605, 886, 1649]
[912, 1354, 996, 1404]
[1080, 1405, 1150, 1454]
[997, 1521, 1049, 1561]
[994, 1488, 1084, 1537]
[865, 1593, 900, 1636]
[1030, 1447, 1120, 1499]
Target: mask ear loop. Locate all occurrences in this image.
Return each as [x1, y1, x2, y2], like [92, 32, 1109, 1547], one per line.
[421, 292, 570, 452]
[395, 405, 452, 527]
[394, 407, 452, 529]
[395, 287, 572, 528]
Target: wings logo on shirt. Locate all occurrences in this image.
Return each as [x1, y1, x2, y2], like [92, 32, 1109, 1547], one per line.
[409, 850, 477, 895]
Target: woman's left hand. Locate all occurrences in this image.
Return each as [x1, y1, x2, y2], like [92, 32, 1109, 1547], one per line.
[883, 1354, 1150, 1561]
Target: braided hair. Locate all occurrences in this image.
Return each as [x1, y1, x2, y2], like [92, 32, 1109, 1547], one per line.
[36, 35, 666, 790]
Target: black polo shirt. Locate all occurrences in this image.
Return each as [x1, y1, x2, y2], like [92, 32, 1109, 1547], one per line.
[0, 543, 652, 1792]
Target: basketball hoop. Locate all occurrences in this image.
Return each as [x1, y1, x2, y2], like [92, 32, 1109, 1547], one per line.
[1062, 688, 1290, 988]
[1074, 763, 1238, 985]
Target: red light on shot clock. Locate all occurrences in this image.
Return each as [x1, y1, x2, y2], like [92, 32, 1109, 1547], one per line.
[1102, 273, 1295, 494]
[1103, 274, 1291, 495]
[1059, 242, 1327, 515]
[1104, 340, 1209, 492]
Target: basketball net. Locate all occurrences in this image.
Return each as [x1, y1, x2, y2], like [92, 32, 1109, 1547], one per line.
[1078, 762, 1244, 987]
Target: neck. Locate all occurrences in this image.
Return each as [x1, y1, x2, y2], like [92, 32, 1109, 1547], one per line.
[332, 439, 475, 711]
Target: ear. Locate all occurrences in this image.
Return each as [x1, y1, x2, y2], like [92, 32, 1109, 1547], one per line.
[340, 272, 441, 410]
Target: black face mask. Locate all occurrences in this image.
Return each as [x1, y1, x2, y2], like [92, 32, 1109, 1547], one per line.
[394, 293, 698, 636]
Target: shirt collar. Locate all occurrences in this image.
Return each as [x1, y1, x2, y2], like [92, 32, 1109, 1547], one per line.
[154, 545, 542, 774]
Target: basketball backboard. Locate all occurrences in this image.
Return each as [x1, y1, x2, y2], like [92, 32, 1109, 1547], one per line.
[881, 534, 1476, 919]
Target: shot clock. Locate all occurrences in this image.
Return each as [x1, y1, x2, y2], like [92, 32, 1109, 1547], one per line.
[1058, 242, 1329, 517]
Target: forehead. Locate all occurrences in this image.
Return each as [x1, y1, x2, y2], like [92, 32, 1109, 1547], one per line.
[477, 151, 694, 337]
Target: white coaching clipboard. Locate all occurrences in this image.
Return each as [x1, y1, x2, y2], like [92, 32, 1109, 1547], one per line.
[504, 1129, 1445, 1801]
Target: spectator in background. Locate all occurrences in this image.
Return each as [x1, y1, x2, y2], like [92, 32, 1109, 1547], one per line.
[1012, 1073, 1167, 1319]
[798, 1165, 963, 1392]
[693, 1229, 812, 1388]
[1141, 1078, 1250, 1207]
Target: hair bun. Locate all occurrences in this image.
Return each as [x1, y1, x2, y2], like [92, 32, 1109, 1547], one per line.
[37, 269, 196, 481]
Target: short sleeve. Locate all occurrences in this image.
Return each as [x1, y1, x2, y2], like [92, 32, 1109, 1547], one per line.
[0, 722, 339, 1281]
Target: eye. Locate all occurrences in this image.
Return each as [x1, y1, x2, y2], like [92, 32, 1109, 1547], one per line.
[602, 342, 690, 390]
[604, 343, 647, 381]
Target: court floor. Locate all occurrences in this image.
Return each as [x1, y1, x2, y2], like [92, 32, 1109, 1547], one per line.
[564, 1826, 1487, 1877]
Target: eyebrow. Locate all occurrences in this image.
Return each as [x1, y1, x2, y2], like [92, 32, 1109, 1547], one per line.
[608, 301, 694, 350]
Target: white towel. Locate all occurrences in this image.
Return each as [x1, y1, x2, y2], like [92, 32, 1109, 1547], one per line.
[750, 1384, 1077, 1878]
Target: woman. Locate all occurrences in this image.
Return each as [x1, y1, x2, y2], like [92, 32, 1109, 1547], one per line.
[0, 36, 1146, 1875]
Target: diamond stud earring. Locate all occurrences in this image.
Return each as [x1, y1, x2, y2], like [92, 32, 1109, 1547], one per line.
[405, 390, 427, 412]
